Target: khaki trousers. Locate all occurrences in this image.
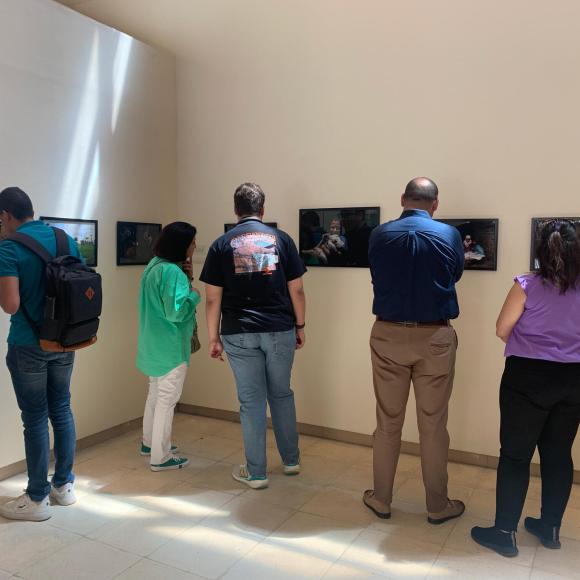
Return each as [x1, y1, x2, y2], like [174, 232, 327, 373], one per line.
[370, 320, 458, 513]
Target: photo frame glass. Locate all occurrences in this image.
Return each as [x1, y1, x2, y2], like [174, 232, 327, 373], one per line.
[117, 222, 162, 266]
[299, 207, 380, 267]
[40, 216, 98, 267]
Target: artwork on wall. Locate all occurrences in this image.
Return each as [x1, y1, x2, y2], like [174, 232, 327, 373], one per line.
[117, 221, 161, 266]
[530, 217, 580, 270]
[299, 207, 380, 267]
[438, 218, 499, 271]
[224, 222, 278, 233]
[40, 216, 98, 267]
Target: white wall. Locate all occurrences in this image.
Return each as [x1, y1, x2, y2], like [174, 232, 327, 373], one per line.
[0, 0, 177, 469]
[47, 0, 580, 465]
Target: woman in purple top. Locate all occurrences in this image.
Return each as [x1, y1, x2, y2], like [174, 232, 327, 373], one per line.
[472, 220, 580, 557]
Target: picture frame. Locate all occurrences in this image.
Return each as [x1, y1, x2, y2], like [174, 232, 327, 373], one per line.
[224, 222, 278, 233]
[299, 207, 380, 268]
[438, 218, 499, 271]
[530, 217, 580, 271]
[117, 221, 162, 266]
[40, 216, 98, 267]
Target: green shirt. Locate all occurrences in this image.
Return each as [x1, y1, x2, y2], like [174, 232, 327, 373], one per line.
[137, 257, 201, 377]
[0, 220, 81, 345]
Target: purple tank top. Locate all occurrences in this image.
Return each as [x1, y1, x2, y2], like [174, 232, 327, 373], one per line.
[505, 274, 580, 363]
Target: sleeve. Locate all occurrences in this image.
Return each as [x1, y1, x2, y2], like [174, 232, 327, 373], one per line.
[451, 228, 465, 282]
[0, 242, 20, 277]
[160, 265, 201, 323]
[199, 243, 225, 287]
[282, 234, 307, 282]
[515, 274, 533, 294]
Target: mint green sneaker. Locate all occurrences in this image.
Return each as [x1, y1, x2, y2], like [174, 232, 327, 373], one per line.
[232, 465, 269, 489]
[140, 443, 178, 456]
[150, 456, 190, 472]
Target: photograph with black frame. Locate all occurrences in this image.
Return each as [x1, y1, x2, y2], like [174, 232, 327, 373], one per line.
[299, 206, 380, 267]
[40, 216, 98, 267]
[437, 218, 499, 271]
[530, 217, 580, 271]
[117, 221, 161, 266]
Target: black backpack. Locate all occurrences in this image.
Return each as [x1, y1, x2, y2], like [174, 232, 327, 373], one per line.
[8, 227, 102, 352]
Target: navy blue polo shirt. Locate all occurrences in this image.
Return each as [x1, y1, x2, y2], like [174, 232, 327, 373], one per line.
[368, 209, 464, 322]
[200, 218, 306, 335]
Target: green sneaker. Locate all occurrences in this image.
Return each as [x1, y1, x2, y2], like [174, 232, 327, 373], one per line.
[283, 463, 301, 476]
[150, 456, 190, 472]
[140, 443, 178, 456]
[232, 465, 269, 489]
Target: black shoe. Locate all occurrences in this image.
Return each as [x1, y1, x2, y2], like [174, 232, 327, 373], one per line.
[471, 525, 519, 558]
[524, 517, 561, 549]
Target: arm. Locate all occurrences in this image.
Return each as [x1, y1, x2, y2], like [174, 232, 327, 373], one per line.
[0, 276, 20, 315]
[288, 276, 306, 349]
[161, 267, 201, 323]
[205, 283, 224, 360]
[496, 282, 526, 343]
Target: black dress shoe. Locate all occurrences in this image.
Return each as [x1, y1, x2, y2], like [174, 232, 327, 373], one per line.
[471, 525, 518, 557]
[524, 517, 561, 549]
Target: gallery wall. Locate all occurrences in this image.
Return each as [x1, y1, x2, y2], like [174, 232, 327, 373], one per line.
[42, 0, 580, 465]
[0, 0, 177, 470]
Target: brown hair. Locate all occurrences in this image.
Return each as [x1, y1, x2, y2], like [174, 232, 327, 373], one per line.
[536, 219, 580, 293]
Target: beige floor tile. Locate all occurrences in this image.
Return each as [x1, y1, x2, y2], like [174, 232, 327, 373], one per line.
[447, 462, 489, 488]
[186, 462, 250, 495]
[97, 469, 177, 497]
[179, 435, 242, 461]
[559, 505, 580, 541]
[322, 562, 383, 579]
[116, 559, 205, 579]
[333, 463, 374, 493]
[174, 415, 230, 437]
[0, 520, 80, 574]
[149, 523, 261, 579]
[533, 536, 580, 579]
[214, 420, 244, 441]
[429, 548, 532, 579]
[18, 537, 140, 580]
[0, 570, 11, 580]
[303, 440, 372, 465]
[337, 528, 441, 579]
[300, 487, 376, 527]
[290, 455, 345, 486]
[394, 478, 474, 509]
[531, 569, 576, 580]
[222, 445, 284, 470]
[444, 515, 538, 568]
[250, 473, 323, 510]
[568, 484, 580, 509]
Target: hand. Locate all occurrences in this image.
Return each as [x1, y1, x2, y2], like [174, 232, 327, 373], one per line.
[295, 328, 306, 349]
[209, 339, 225, 361]
[182, 259, 194, 280]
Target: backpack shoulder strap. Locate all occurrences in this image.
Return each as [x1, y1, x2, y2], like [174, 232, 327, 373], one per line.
[53, 227, 69, 257]
[7, 233, 53, 263]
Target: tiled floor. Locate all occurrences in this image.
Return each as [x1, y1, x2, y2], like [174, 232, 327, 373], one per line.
[1, 413, 579, 579]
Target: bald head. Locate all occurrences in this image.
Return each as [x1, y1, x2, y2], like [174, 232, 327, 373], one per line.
[401, 177, 439, 214]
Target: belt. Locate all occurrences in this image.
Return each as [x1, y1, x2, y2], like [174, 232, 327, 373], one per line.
[376, 317, 450, 327]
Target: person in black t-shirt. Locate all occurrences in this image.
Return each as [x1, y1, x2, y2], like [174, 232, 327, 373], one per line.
[200, 182, 307, 489]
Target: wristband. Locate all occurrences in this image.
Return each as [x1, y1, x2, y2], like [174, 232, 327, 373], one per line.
[295, 323, 305, 330]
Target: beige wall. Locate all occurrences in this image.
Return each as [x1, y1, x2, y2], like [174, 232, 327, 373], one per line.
[0, 0, 177, 469]
[49, 0, 580, 464]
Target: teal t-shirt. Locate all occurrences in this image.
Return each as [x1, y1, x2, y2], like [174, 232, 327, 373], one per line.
[0, 220, 81, 346]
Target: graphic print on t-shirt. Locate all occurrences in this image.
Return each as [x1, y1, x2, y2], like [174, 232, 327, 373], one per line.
[230, 232, 279, 275]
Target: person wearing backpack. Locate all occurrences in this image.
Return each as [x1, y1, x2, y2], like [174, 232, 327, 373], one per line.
[137, 222, 201, 471]
[0, 187, 82, 521]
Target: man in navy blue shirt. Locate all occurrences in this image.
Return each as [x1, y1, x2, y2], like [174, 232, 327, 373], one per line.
[363, 177, 465, 526]
[200, 183, 306, 490]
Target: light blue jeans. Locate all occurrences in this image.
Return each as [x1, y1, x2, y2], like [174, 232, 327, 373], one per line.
[222, 330, 300, 478]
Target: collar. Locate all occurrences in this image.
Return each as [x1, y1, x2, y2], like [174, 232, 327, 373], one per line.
[16, 219, 40, 231]
[400, 209, 432, 220]
[238, 216, 263, 224]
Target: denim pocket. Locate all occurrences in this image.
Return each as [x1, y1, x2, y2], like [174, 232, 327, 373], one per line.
[9, 346, 47, 374]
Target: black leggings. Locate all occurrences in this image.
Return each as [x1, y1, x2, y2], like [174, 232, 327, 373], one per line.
[495, 356, 580, 532]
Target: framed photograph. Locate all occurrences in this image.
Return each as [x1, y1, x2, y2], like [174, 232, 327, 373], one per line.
[40, 216, 98, 267]
[438, 218, 499, 271]
[117, 221, 161, 266]
[530, 217, 580, 270]
[299, 207, 380, 267]
[224, 222, 278, 233]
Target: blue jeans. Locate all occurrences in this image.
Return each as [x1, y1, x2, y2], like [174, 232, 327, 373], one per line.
[6, 345, 76, 501]
[222, 330, 300, 478]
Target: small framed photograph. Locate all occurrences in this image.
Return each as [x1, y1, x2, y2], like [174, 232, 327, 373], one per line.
[40, 216, 98, 267]
[224, 222, 278, 233]
[299, 207, 380, 267]
[117, 221, 161, 266]
[438, 218, 499, 271]
[530, 217, 580, 270]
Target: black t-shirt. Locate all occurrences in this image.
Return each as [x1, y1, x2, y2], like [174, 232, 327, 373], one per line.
[200, 218, 306, 335]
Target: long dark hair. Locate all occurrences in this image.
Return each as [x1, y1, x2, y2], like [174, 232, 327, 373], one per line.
[536, 219, 580, 293]
[154, 222, 197, 263]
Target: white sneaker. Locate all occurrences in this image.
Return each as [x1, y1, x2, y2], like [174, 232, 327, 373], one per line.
[0, 493, 51, 522]
[232, 465, 269, 489]
[283, 463, 301, 475]
[50, 482, 77, 506]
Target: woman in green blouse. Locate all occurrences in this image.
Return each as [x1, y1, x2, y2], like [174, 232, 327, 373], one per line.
[137, 222, 201, 471]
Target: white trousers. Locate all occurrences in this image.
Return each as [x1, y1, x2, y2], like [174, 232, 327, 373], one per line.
[142, 363, 187, 465]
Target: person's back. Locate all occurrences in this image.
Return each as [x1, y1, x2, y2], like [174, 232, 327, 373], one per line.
[200, 182, 306, 489]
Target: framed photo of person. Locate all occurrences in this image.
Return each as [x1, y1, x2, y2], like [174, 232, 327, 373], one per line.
[438, 218, 499, 271]
[224, 222, 278, 233]
[40, 216, 98, 267]
[117, 221, 162, 266]
[299, 207, 380, 267]
[530, 217, 580, 271]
